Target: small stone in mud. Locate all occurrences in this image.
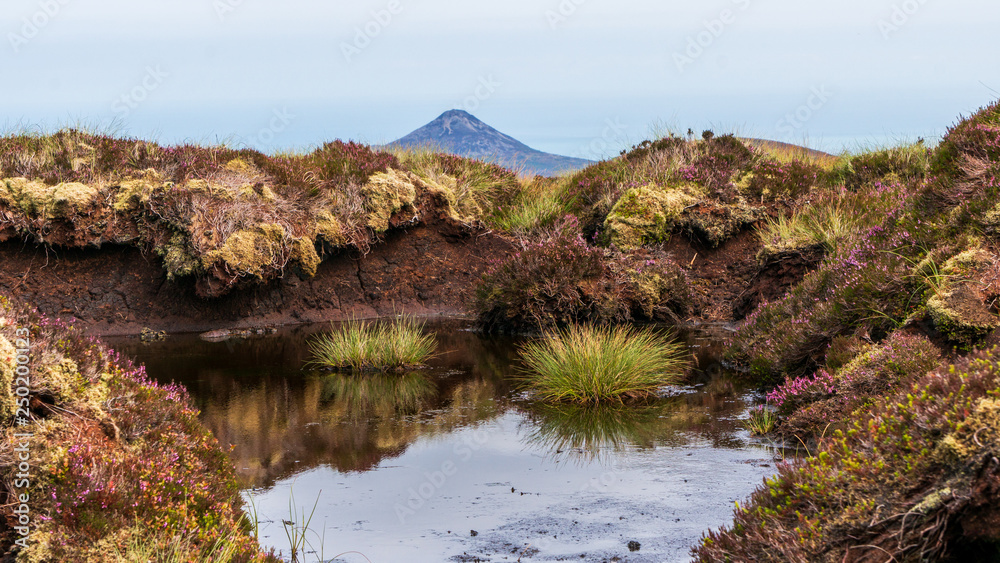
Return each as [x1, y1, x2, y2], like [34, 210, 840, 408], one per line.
[628, 540, 641, 552]
[470, 530, 478, 537]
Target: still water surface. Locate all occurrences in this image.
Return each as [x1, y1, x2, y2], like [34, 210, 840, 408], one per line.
[115, 320, 782, 563]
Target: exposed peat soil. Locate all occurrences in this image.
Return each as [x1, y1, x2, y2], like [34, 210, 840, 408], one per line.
[0, 220, 810, 336]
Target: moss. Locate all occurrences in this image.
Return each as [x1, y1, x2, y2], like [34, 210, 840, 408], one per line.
[679, 202, 764, 248]
[206, 223, 288, 279]
[183, 179, 235, 201]
[984, 202, 1000, 239]
[290, 236, 321, 278]
[0, 335, 17, 422]
[43, 357, 84, 402]
[927, 249, 1000, 347]
[314, 210, 348, 247]
[604, 184, 699, 250]
[625, 266, 690, 320]
[361, 169, 417, 232]
[157, 233, 202, 281]
[223, 157, 258, 177]
[928, 289, 1000, 347]
[4, 178, 98, 219]
[933, 397, 1000, 472]
[628, 272, 668, 318]
[112, 170, 167, 211]
[418, 172, 483, 224]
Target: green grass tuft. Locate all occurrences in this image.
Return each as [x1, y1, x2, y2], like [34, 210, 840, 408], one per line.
[518, 324, 689, 404]
[309, 317, 437, 372]
[743, 405, 777, 435]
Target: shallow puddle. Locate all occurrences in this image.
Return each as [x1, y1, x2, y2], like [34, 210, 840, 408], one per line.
[114, 320, 783, 563]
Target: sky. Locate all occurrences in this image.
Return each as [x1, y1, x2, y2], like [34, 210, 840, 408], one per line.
[3, 0, 999, 160]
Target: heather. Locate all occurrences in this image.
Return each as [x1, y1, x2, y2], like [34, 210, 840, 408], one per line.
[728, 179, 928, 381]
[695, 348, 1000, 562]
[474, 217, 691, 332]
[768, 331, 942, 441]
[0, 131, 541, 299]
[0, 295, 272, 561]
[697, 102, 1000, 561]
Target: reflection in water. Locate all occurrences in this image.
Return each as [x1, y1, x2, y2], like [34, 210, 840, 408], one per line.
[110, 321, 514, 488]
[521, 363, 749, 461]
[111, 321, 763, 489]
[318, 371, 438, 418]
[522, 401, 689, 460]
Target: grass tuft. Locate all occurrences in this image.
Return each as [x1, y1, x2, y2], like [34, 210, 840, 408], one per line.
[518, 324, 689, 404]
[743, 405, 777, 435]
[309, 317, 437, 372]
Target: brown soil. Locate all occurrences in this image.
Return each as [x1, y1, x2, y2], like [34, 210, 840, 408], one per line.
[663, 230, 770, 323]
[0, 214, 814, 336]
[731, 245, 826, 320]
[0, 222, 514, 336]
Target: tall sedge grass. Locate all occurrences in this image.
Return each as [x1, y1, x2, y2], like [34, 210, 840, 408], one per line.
[757, 187, 898, 256]
[309, 317, 437, 372]
[518, 324, 689, 404]
[758, 200, 860, 255]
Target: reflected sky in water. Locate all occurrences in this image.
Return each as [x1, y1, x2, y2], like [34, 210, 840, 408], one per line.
[114, 320, 783, 562]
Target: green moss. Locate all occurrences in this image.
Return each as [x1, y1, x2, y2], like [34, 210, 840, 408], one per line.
[43, 357, 84, 402]
[418, 172, 483, 224]
[604, 184, 699, 250]
[206, 223, 288, 279]
[0, 334, 17, 422]
[4, 178, 98, 219]
[314, 210, 348, 246]
[926, 249, 1000, 348]
[157, 233, 202, 281]
[290, 236, 321, 278]
[927, 288, 1000, 348]
[183, 179, 235, 201]
[361, 169, 417, 232]
[984, 202, 1000, 239]
[628, 272, 669, 318]
[112, 170, 167, 211]
[223, 157, 257, 177]
[680, 202, 764, 248]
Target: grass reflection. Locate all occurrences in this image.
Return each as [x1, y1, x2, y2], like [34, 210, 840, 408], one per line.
[319, 371, 438, 419]
[523, 397, 709, 460]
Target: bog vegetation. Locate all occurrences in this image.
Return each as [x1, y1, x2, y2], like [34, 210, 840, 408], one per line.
[309, 317, 437, 372]
[2, 99, 1000, 560]
[517, 324, 689, 404]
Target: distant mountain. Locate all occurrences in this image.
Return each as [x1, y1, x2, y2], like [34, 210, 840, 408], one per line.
[389, 110, 594, 177]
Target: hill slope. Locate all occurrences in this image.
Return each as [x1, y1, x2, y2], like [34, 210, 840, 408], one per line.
[390, 109, 593, 177]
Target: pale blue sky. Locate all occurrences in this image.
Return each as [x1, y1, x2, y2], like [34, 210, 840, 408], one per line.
[3, 0, 998, 159]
